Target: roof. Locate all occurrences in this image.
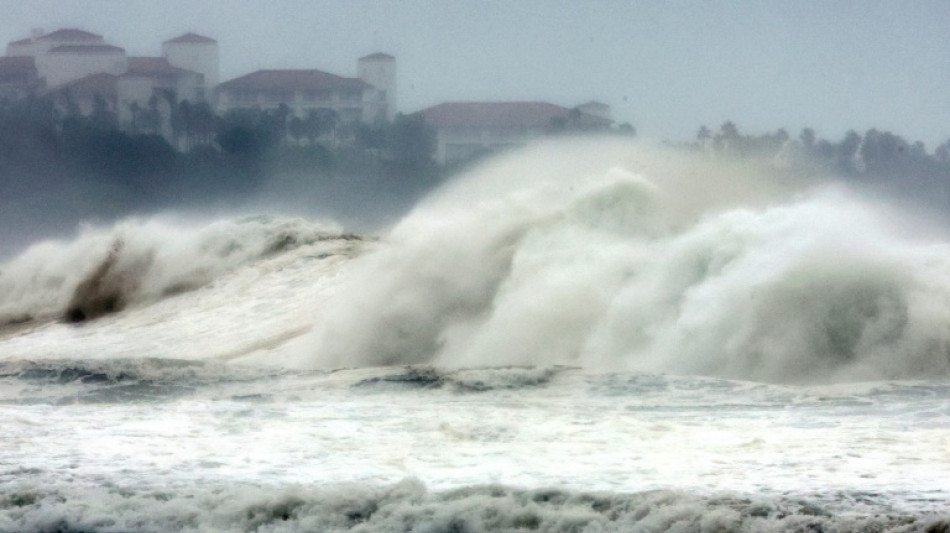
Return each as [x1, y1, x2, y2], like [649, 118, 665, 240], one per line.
[48, 44, 125, 54]
[417, 101, 578, 130]
[359, 52, 395, 61]
[49, 72, 118, 98]
[164, 32, 217, 44]
[0, 56, 37, 76]
[8, 37, 32, 46]
[37, 29, 103, 42]
[217, 69, 368, 93]
[126, 57, 194, 77]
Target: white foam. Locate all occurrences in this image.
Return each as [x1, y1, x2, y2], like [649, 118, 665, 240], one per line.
[0, 215, 344, 324]
[301, 139, 950, 383]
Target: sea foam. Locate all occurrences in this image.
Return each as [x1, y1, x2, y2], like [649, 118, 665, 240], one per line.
[304, 138, 950, 383]
[0, 215, 346, 324]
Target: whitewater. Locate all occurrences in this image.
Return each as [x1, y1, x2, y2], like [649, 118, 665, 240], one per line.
[1, 138, 949, 532]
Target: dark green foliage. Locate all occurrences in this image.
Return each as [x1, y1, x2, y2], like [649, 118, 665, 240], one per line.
[0, 96, 448, 245]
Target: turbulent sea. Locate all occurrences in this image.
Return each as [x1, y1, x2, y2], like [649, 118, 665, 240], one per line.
[1, 139, 949, 532]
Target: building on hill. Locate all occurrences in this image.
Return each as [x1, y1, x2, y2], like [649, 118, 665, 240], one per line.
[47, 72, 119, 118]
[4, 28, 217, 147]
[416, 101, 613, 165]
[37, 44, 127, 88]
[121, 56, 205, 104]
[3, 29, 215, 105]
[216, 53, 396, 124]
[118, 57, 205, 136]
[46, 56, 205, 143]
[6, 28, 127, 88]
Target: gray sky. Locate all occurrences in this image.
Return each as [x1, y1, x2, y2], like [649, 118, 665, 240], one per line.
[2, 0, 949, 146]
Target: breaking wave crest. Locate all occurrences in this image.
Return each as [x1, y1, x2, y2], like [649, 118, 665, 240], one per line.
[305, 139, 950, 383]
[1, 478, 945, 533]
[0, 215, 353, 324]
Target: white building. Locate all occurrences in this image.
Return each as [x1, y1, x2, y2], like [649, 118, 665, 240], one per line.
[47, 72, 119, 117]
[117, 57, 205, 134]
[47, 56, 205, 139]
[4, 29, 215, 104]
[216, 54, 396, 124]
[35, 43, 127, 88]
[357, 52, 396, 122]
[4, 29, 216, 146]
[417, 101, 613, 165]
[6, 28, 104, 57]
[7, 29, 127, 88]
[162, 33, 219, 94]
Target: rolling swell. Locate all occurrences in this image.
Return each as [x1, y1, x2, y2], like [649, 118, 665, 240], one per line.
[0, 215, 357, 324]
[0, 479, 945, 533]
[0, 358, 278, 404]
[305, 139, 950, 383]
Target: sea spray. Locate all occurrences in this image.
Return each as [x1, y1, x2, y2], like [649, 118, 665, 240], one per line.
[0, 215, 345, 324]
[304, 138, 950, 383]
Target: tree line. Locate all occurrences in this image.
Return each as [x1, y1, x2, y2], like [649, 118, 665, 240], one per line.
[687, 121, 950, 209]
[4, 92, 950, 225]
[0, 95, 440, 217]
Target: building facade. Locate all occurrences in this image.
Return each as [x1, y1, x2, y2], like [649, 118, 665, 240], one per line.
[216, 54, 396, 124]
[357, 53, 396, 122]
[6, 28, 104, 57]
[161, 33, 219, 94]
[7, 29, 127, 88]
[3, 29, 216, 144]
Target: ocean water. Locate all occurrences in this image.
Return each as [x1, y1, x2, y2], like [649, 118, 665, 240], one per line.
[2, 139, 949, 532]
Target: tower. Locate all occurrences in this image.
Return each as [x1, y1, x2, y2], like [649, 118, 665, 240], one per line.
[162, 33, 218, 100]
[357, 53, 396, 122]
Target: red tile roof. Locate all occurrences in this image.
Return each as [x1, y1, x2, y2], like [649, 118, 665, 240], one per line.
[164, 33, 217, 44]
[126, 57, 194, 77]
[217, 69, 368, 93]
[417, 101, 577, 130]
[38, 29, 103, 42]
[360, 52, 394, 61]
[49, 72, 118, 97]
[48, 44, 125, 54]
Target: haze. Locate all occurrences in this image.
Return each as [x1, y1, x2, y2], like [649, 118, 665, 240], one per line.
[2, 0, 948, 146]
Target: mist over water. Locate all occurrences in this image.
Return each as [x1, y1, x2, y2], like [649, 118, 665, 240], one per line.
[304, 138, 950, 383]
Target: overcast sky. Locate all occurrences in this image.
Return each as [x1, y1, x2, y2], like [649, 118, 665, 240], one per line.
[2, 0, 949, 146]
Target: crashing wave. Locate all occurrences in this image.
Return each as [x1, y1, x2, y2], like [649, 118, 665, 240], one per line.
[0, 215, 361, 324]
[303, 139, 950, 384]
